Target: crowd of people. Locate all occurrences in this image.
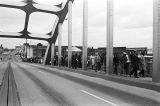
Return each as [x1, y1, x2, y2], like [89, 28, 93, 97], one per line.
[28, 50, 147, 78]
[113, 51, 146, 78]
[53, 54, 82, 69]
[87, 50, 146, 78]
[88, 53, 105, 72]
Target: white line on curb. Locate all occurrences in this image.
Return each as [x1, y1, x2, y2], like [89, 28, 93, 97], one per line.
[80, 90, 119, 106]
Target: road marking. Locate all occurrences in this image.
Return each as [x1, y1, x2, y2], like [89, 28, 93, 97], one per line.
[80, 90, 119, 106]
[38, 71, 46, 74]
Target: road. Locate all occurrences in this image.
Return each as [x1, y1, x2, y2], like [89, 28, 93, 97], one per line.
[0, 54, 160, 106]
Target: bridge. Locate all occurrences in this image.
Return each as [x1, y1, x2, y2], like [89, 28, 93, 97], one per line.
[0, 0, 160, 105]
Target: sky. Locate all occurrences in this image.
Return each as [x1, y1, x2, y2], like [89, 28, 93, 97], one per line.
[0, 0, 153, 49]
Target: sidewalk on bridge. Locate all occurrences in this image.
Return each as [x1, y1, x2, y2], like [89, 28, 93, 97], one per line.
[48, 65, 160, 93]
[41, 64, 160, 104]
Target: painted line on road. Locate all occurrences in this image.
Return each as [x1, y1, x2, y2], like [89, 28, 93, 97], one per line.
[80, 90, 119, 106]
[38, 71, 47, 75]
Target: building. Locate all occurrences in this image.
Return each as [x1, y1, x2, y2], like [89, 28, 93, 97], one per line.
[126, 47, 148, 55]
[97, 47, 127, 54]
[25, 43, 47, 59]
[15, 43, 47, 60]
[15, 45, 24, 56]
[54, 46, 83, 56]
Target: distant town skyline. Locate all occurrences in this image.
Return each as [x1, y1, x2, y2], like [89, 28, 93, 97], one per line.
[0, 0, 153, 49]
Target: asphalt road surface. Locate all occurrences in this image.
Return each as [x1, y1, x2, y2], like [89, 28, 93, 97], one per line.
[0, 54, 160, 106]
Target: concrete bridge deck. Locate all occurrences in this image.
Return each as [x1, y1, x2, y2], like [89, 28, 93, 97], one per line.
[33, 64, 160, 93]
[0, 54, 160, 106]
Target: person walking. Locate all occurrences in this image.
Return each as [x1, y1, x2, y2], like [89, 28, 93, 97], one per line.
[124, 52, 130, 76]
[95, 53, 101, 72]
[129, 51, 140, 78]
[77, 55, 82, 68]
[119, 52, 127, 76]
[72, 54, 78, 69]
[139, 52, 146, 77]
[90, 54, 95, 69]
[113, 53, 119, 75]
[65, 55, 68, 67]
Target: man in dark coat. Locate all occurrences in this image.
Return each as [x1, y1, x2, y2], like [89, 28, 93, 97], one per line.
[113, 53, 119, 74]
[129, 51, 139, 78]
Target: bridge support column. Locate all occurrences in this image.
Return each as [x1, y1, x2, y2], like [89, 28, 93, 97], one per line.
[106, 0, 114, 74]
[43, 43, 51, 65]
[68, 1, 72, 68]
[58, 23, 62, 67]
[51, 43, 55, 66]
[82, 0, 88, 70]
[153, 0, 160, 83]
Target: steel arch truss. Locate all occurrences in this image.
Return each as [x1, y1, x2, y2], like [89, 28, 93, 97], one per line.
[0, 0, 74, 64]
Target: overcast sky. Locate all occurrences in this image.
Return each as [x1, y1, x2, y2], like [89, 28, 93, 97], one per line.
[0, 0, 153, 49]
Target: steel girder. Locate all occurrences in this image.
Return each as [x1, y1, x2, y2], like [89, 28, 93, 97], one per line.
[0, 0, 74, 43]
[0, 0, 74, 64]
